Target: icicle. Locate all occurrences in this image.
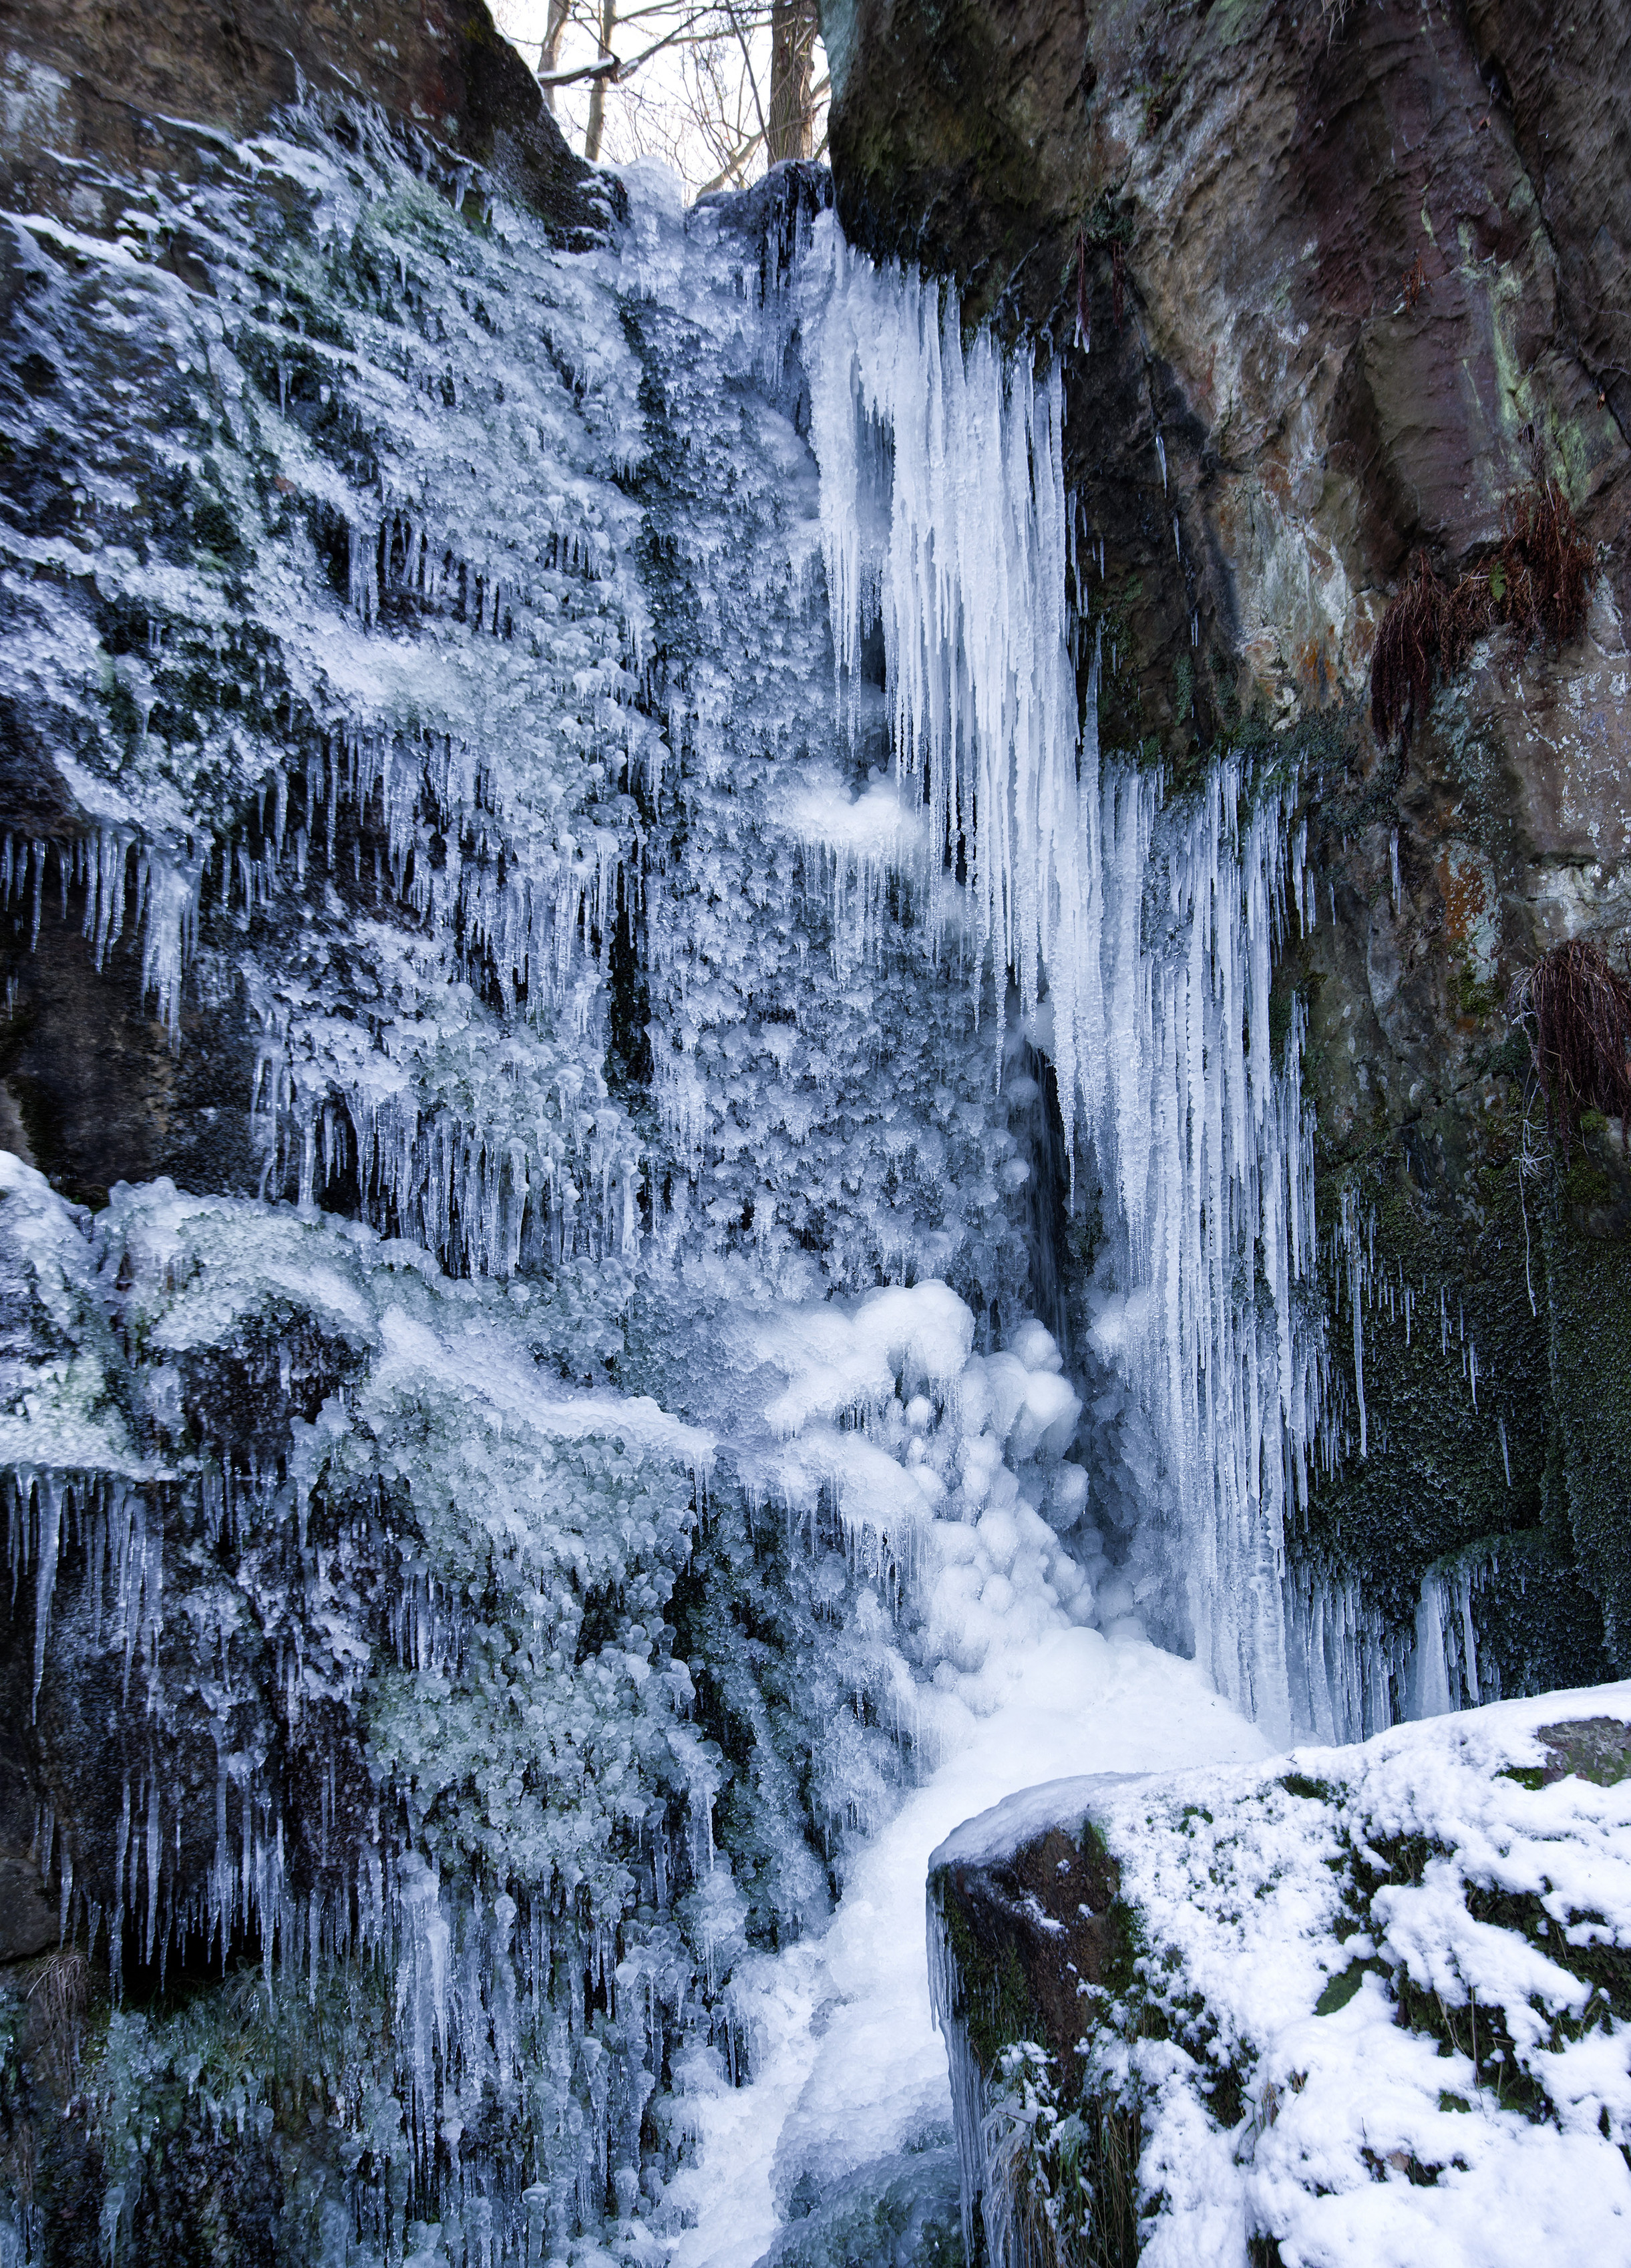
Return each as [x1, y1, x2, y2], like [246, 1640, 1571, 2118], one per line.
[31, 1472, 61, 1708]
[803, 227, 1322, 1736]
[1409, 1574, 1453, 1719]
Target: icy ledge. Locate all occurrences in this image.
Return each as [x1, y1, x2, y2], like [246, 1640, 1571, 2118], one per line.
[929, 1684, 1631, 2267]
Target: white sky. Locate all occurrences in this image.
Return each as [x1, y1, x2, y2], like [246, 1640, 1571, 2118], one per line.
[490, 3, 830, 202]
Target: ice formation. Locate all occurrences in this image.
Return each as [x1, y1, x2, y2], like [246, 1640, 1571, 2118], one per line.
[803, 216, 1320, 1737]
[0, 53, 1508, 2264]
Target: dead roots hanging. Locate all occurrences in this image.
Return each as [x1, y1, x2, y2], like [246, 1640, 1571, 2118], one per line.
[1507, 937, 1631, 1139]
[1370, 478, 1594, 747]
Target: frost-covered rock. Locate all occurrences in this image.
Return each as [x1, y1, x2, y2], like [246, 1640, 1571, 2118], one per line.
[0, 1153, 718, 2258]
[929, 1687, 1631, 2267]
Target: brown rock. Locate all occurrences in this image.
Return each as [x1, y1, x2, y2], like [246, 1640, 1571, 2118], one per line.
[0, 0, 599, 237]
[935, 1822, 1121, 2096]
[824, 0, 1630, 747]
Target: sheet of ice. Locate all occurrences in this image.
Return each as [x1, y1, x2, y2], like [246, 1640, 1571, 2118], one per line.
[667, 1631, 1266, 2267]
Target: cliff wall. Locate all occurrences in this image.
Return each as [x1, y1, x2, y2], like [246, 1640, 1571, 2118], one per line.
[824, 0, 1631, 1701]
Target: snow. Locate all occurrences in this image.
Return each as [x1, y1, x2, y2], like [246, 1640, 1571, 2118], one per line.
[932, 1685, 1631, 2268]
[669, 1631, 1266, 2268]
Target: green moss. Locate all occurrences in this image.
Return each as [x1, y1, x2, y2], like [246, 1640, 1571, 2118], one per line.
[1453, 960, 1499, 1019]
[1173, 651, 1194, 724]
[1562, 1154, 1612, 1208]
[934, 1875, 1050, 2081]
[1293, 1080, 1615, 1694]
[1314, 1959, 1379, 2015]
[1543, 1155, 1631, 1668]
[1093, 575, 1153, 753]
[1280, 1773, 1332, 1803]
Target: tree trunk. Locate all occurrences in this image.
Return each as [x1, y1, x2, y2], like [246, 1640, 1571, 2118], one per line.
[583, 0, 618, 161]
[538, 0, 571, 112]
[767, 0, 818, 164]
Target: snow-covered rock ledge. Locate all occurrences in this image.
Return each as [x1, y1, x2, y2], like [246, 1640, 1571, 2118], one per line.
[927, 1685, 1631, 2267]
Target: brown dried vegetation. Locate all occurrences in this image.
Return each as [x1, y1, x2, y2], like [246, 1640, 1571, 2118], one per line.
[1495, 477, 1594, 654]
[1370, 478, 1594, 747]
[1507, 938, 1631, 1137]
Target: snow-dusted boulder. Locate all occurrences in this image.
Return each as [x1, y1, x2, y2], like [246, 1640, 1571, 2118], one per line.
[928, 1686, 1631, 2267]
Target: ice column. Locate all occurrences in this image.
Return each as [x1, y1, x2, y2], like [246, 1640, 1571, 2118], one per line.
[803, 219, 1322, 1737]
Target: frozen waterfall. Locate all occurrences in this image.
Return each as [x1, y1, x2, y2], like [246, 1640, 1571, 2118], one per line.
[0, 90, 1371, 2264]
[800, 214, 1322, 1741]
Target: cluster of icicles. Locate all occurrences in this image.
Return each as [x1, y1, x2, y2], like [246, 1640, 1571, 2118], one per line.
[801, 216, 1324, 1738]
[2, 703, 642, 1286]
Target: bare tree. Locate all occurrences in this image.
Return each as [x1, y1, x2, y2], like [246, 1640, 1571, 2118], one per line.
[500, 0, 828, 194]
[537, 0, 572, 108]
[583, 0, 620, 159]
[767, 0, 819, 164]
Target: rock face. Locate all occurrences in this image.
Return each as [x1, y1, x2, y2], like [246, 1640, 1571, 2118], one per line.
[825, 0, 1631, 1704]
[0, 0, 597, 230]
[0, 0, 601, 1212]
[928, 1687, 1631, 2264]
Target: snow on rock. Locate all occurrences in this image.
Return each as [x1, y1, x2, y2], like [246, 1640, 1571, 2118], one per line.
[653, 1270, 1275, 2267]
[930, 1685, 1631, 2267]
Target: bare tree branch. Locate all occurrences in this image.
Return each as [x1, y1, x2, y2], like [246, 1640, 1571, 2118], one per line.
[694, 125, 764, 196]
[719, 0, 770, 151]
[538, 51, 620, 86]
[508, 0, 825, 196]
